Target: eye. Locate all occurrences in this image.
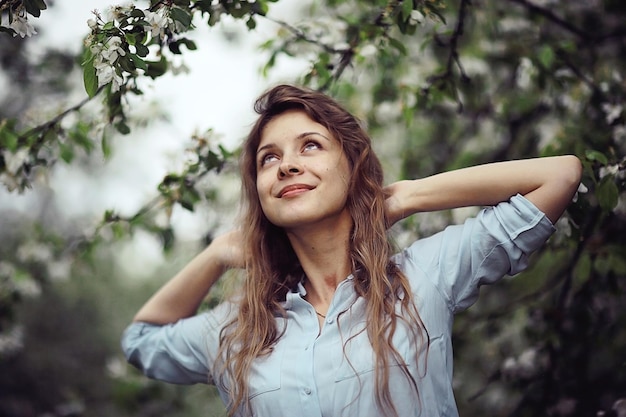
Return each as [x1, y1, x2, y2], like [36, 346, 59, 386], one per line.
[302, 141, 321, 152]
[259, 153, 278, 167]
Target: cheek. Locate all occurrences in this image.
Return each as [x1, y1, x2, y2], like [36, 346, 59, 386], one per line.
[256, 176, 272, 206]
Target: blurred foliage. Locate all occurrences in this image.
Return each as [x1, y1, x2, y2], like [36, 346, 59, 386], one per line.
[1, 0, 625, 416]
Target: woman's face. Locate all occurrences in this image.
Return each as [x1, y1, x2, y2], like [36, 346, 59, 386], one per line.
[255, 109, 352, 231]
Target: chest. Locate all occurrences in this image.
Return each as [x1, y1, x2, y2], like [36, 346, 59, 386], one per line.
[242, 297, 442, 417]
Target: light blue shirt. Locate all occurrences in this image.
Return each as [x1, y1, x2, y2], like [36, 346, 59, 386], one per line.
[122, 194, 555, 416]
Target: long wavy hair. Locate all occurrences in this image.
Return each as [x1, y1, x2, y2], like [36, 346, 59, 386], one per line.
[216, 84, 429, 417]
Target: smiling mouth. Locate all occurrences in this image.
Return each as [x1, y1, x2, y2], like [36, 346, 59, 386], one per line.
[278, 184, 314, 198]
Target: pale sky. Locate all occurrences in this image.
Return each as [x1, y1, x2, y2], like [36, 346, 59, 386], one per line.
[27, 1, 307, 218]
[2, 1, 308, 277]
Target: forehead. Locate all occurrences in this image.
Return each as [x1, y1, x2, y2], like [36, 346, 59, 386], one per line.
[258, 110, 332, 148]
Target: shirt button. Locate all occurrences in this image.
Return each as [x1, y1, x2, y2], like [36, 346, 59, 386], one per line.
[326, 317, 334, 324]
[304, 387, 312, 395]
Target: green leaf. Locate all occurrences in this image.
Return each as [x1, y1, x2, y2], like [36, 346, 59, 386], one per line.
[538, 45, 555, 69]
[229, 2, 252, 18]
[23, 0, 47, 18]
[101, 129, 112, 159]
[596, 175, 619, 211]
[179, 185, 200, 211]
[585, 149, 608, 165]
[252, 1, 270, 16]
[130, 8, 145, 18]
[33, 0, 47, 11]
[0, 26, 16, 37]
[159, 227, 175, 251]
[124, 33, 136, 46]
[246, 16, 257, 30]
[129, 54, 148, 71]
[429, 8, 447, 24]
[208, 9, 221, 26]
[68, 122, 94, 153]
[0, 124, 19, 152]
[401, 0, 414, 20]
[111, 222, 127, 239]
[115, 121, 131, 135]
[170, 7, 192, 28]
[135, 43, 149, 58]
[402, 104, 414, 127]
[83, 61, 99, 98]
[573, 253, 592, 286]
[195, 0, 213, 14]
[388, 37, 407, 55]
[145, 57, 168, 79]
[59, 142, 74, 163]
[118, 55, 136, 73]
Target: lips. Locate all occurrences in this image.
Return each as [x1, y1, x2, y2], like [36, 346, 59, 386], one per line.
[277, 183, 314, 198]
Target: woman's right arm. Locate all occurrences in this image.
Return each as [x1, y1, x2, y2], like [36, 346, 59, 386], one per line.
[133, 230, 244, 324]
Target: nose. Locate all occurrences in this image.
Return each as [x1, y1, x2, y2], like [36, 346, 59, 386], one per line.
[278, 160, 302, 177]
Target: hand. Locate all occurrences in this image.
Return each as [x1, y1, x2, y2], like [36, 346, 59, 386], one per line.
[383, 180, 410, 227]
[210, 230, 245, 271]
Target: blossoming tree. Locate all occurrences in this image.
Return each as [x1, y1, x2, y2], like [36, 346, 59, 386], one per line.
[0, 0, 625, 416]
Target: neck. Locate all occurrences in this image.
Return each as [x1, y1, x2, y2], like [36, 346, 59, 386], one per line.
[285, 215, 352, 306]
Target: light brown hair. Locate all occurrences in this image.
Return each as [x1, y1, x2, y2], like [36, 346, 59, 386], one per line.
[216, 84, 429, 416]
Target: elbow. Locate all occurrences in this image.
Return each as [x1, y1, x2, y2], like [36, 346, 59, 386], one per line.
[559, 155, 583, 197]
[531, 155, 583, 224]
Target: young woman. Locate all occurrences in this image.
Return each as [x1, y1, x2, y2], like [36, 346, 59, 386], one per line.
[122, 84, 582, 417]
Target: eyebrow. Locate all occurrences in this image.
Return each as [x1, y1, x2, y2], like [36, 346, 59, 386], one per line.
[256, 131, 331, 156]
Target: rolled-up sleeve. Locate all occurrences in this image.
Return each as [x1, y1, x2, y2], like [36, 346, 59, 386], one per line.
[122, 313, 217, 385]
[405, 194, 555, 313]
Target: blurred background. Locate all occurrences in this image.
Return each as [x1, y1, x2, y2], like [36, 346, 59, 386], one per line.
[0, 1, 625, 416]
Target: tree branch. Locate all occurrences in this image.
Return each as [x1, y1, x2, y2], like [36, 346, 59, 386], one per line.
[17, 86, 104, 148]
[507, 0, 624, 43]
[262, 16, 349, 55]
[424, 0, 471, 112]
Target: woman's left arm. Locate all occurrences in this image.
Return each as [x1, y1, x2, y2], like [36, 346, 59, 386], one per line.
[385, 155, 583, 225]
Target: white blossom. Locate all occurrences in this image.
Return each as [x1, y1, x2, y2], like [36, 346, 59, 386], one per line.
[548, 398, 577, 416]
[48, 258, 72, 282]
[613, 124, 626, 142]
[599, 163, 619, 179]
[170, 61, 190, 75]
[601, 103, 623, 124]
[95, 63, 124, 91]
[613, 399, 626, 417]
[0, 261, 16, 278]
[501, 347, 545, 380]
[409, 10, 425, 25]
[144, 10, 172, 39]
[2, 148, 29, 175]
[501, 357, 517, 378]
[499, 17, 531, 33]
[17, 242, 53, 263]
[572, 182, 588, 203]
[87, 18, 99, 30]
[8, 15, 37, 38]
[15, 277, 41, 298]
[100, 36, 126, 64]
[0, 326, 24, 356]
[0, 173, 19, 192]
[89, 35, 127, 91]
[375, 101, 401, 124]
[359, 44, 378, 58]
[111, 5, 134, 20]
[106, 357, 128, 378]
[600, 82, 610, 93]
[461, 56, 489, 77]
[516, 57, 536, 90]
